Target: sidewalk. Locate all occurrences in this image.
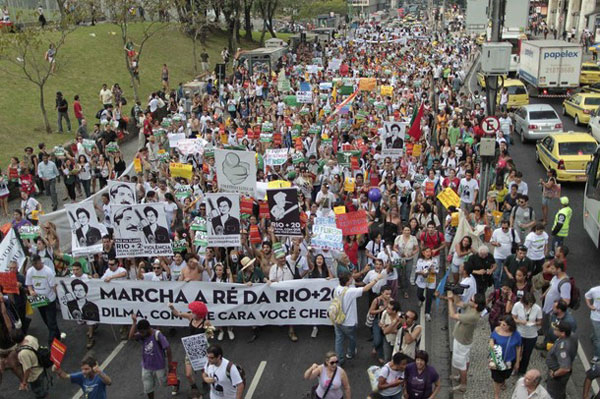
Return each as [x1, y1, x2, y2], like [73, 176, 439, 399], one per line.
[448, 316, 582, 399]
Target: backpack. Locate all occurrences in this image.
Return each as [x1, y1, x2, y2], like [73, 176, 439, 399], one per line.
[226, 361, 246, 389]
[328, 287, 349, 325]
[558, 277, 581, 310]
[18, 344, 53, 369]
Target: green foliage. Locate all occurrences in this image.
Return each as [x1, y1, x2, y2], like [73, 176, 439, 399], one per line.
[298, 0, 347, 20]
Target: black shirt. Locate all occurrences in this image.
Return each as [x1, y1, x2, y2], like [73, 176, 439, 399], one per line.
[465, 253, 496, 290]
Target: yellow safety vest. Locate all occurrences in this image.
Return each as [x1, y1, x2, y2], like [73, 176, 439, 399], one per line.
[553, 206, 572, 237]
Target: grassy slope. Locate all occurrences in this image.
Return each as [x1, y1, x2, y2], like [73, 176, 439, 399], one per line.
[0, 23, 286, 163]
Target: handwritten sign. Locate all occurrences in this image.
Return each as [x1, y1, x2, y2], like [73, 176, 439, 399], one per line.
[336, 210, 369, 236]
[170, 163, 193, 180]
[437, 187, 461, 210]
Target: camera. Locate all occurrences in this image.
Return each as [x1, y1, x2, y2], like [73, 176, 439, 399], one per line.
[444, 282, 469, 295]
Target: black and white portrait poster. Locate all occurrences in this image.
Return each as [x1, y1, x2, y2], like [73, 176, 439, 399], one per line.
[214, 149, 257, 197]
[382, 121, 407, 149]
[111, 203, 174, 258]
[267, 188, 302, 236]
[65, 203, 107, 256]
[108, 180, 137, 205]
[58, 278, 100, 322]
[205, 193, 241, 247]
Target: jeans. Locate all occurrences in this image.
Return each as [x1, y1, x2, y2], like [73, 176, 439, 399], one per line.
[417, 287, 434, 314]
[519, 336, 537, 374]
[43, 178, 58, 210]
[38, 300, 61, 346]
[80, 179, 91, 197]
[334, 324, 357, 363]
[493, 258, 505, 289]
[372, 318, 384, 360]
[592, 319, 600, 359]
[398, 259, 413, 291]
[383, 339, 394, 362]
[57, 111, 71, 132]
[550, 235, 564, 255]
[381, 391, 403, 399]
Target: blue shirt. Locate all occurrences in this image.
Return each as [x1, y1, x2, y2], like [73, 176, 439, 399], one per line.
[70, 372, 107, 399]
[37, 160, 59, 179]
[491, 330, 522, 363]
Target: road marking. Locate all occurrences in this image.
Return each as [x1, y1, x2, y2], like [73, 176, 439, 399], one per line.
[419, 304, 426, 350]
[578, 342, 599, 395]
[245, 360, 267, 399]
[71, 340, 127, 399]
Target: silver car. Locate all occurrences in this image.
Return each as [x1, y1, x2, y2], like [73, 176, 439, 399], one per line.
[513, 104, 564, 143]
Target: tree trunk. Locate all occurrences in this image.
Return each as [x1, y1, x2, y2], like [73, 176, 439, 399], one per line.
[244, 1, 253, 41]
[39, 85, 51, 134]
[259, 23, 267, 46]
[267, 19, 277, 38]
[192, 32, 198, 75]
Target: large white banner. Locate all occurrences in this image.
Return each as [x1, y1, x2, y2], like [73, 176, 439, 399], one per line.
[205, 193, 241, 247]
[214, 149, 256, 197]
[107, 181, 137, 205]
[56, 278, 339, 326]
[111, 203, 174, 258]
[0, 228, 26, 272]
[65, 203, 108, 256]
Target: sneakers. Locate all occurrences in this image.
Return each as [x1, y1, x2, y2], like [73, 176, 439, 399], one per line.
[425, 313, 432, 322]
[452, 384, 467, 393]
[592, 356, 600, 363]
[227, 328, 235, 340]
[217, 330, 224, 341]
[171, 380, 180, 396]
[288, 331, 298, 342]
[311, 326, 319, 338]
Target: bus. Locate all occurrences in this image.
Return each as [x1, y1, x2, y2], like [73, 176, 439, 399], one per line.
[584, 148, 600, 247]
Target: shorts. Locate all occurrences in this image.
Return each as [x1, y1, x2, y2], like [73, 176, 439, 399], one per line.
[0, 193, 8, 199]
[451, 262, 460, 274]
[542, 196, 551, 206]
[451, 339, 471, 371]
[142, 367, 166, 394]
[491, 368, 512, 383]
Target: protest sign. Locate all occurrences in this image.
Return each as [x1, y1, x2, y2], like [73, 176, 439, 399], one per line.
[306, 65, 319, 74]
[437, 187, 461, 210]
[65, 203, 108, 256]
[170, 163, 193, 180]
[380, 85, 393, 96]
[50, 338, 67, 368]
[334, 206, 346, 215]
[267, 188, 302, 236]
[168, 133, 186, 148]
[108, 180, 137, 205]
[312, 224, 343, 250]
[181, 334, 209, 371]
[0, 272, 18, 294]
[336, 210, 369, 236]
[111, 204, 173, 258]
[205, 193, 241, 247]
[265, 148, 289, 166]
[177, 139, 205, 156]
[56, 278, 339, 326]
[18, 225, 40, 240]
[296, 91, 313, 104]
[214, 149, 257, 197]
[382, 121, 407, 149]
[359, 78, 376, 91]
[425, 181, 435, 197]
[82, 139, 95, 151]
[133, 158, 142, 173]
[0, 228, 26, 272]
[413, 144, 422, 157]
[328, 58, 342, 71]
[174, 185, 192, 200]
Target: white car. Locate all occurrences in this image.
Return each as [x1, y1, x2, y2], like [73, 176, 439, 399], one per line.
[588, 107, 600, 143]
[513, 104, 563, 143]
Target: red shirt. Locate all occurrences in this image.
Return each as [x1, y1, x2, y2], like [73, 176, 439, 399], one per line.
[344, 241, 358, 266]
[442, 177, 460, 193]
[73, 101, 83, 119]
[419, 231, 445, 256]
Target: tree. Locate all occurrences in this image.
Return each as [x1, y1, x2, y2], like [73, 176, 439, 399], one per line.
[220, 0, 241, 53]
[0, 22, 74, 133]
[243, 0, 254, 41]
[104, 0, 171, 102]
[175, 0, 212, 75]
[255, 0, 279, 45]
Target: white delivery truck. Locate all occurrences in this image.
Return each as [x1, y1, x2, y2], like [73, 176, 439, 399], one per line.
[518, 40, 582, 97]
[466, 0, 487, 35]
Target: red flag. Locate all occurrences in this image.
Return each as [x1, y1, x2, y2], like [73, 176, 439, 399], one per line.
[407, 103, 424, 140]
[50, 338, 67, 368]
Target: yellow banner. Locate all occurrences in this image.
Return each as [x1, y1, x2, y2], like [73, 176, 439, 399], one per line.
[334, 206, 346, 215]
[492, 210, 503, 225]
[169, 162, 193, 179]
[359, 78, 377, 91]
[412, 144, 422, 157]
[133, 158, 142, 173]
[380, 85, 393, 96]
[437, 187, 461, 210]
[344, 177, 355, 192]
[268, 180, 291, 189]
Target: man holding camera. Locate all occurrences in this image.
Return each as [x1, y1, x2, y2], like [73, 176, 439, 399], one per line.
[447, 291, 486, 393]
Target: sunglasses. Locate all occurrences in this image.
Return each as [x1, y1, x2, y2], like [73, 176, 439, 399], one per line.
[328, 360, 339, 365]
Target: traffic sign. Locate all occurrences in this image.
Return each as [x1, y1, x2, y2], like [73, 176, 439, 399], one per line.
[481, 116, 500, 134]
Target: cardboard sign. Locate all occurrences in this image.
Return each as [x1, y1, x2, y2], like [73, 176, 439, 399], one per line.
[334, 206, 346, 215]
[412, 144, 422, 157]
[181, 334, 208, 371]
[425, 181, 435, 197]
[133, 158, 142, 173]
[437, 187, 461, 210]
[344, 177, 355, 192]
[249, 225, 262, 244]
[336, 210, 369, 236]
[170, 163, 193, 180]
[380, 85, 393, 96]
[359, 78, 376, 91]
[0, 272, 18, 294]
[50, 338, 67, 368]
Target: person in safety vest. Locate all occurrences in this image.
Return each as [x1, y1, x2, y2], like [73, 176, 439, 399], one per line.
[550, 196, 572, 255]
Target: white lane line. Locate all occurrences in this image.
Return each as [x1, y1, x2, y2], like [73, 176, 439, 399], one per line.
[245, 360, 267, 399]
[71, 340, 127, 399]
[578, 342, 599, 395]
[420, 304, 426, 350]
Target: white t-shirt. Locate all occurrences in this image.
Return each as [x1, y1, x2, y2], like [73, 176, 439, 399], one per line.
[543, 275, 571, 313]
[459, 275, 477, 305]
[363, 269, 388, 294]
[511, 302, 542, 339]
[378, 364, 404, 396]
[415, 258, 439, 289]
[170, 260, 187, 281]
[205, 358, 243, 399]
[585, 286, 600, 322]
[334, 286, 363, 327]
[142, 271, 168, 281]
[101, 266, 127, 282]
[459, 178, 479, 204]
[524, 231, 548, 261]
[315, 191, 336, 210]
[491, 228, 520, 260]
[25, 266, 57, 302]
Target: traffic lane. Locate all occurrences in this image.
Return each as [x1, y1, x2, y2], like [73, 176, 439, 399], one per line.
[510, 96, 599, 362]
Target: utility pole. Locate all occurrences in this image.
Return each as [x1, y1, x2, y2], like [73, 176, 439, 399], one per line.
[484, 0, 504, 117]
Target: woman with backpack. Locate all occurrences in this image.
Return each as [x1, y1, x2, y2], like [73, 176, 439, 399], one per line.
[487, 281, 516, 331]
[304, 351, 351, 399]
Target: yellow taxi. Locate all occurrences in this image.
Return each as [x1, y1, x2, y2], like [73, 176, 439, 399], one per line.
[562, 92, 600, 125]
[580, 62, 600, 85]
[536, 132, 598, 182]
[477, 72, 507, 88]
[496, 79, 529, 109]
